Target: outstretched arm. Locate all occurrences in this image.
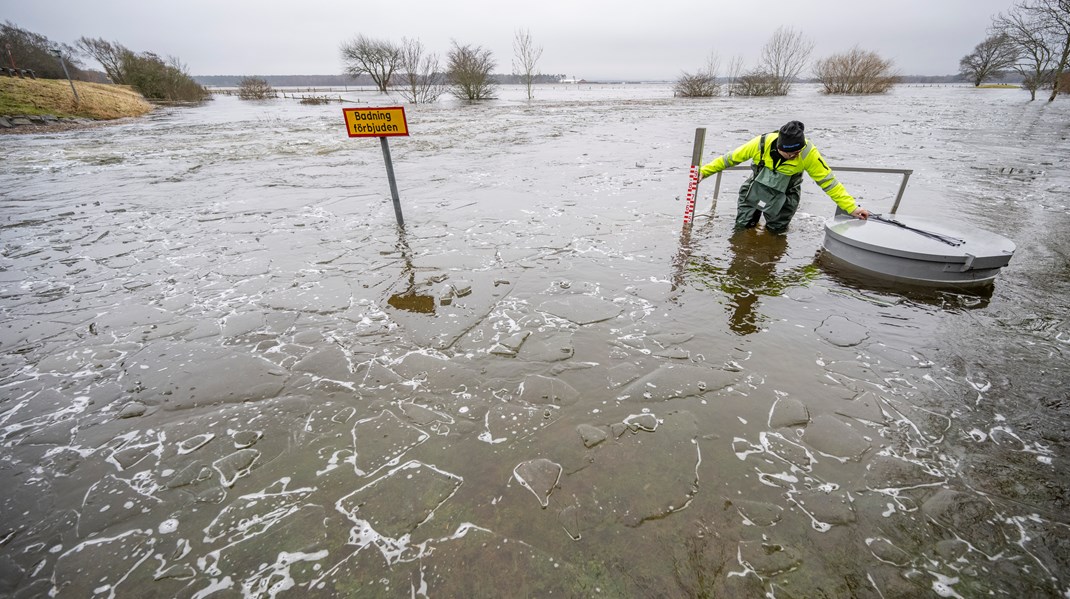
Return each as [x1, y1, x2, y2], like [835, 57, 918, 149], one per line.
[698, 135, 761, 180]
[804, 146, 862, 215]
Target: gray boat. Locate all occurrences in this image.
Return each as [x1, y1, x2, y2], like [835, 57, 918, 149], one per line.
[821, 212, 1016, 288]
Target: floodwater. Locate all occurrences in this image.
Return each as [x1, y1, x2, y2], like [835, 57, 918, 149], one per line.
[1, 83, 1068, 598]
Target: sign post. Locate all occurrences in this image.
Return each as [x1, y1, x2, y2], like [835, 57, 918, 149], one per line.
[343, 106, 410, 228]
[681, 127, 706, 229]
[671, 128, 706, 295]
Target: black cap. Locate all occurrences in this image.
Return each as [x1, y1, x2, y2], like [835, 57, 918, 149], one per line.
[778, 120, 805, 151]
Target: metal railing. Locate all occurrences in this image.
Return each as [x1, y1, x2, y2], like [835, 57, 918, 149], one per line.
[709, 165, 914, 214]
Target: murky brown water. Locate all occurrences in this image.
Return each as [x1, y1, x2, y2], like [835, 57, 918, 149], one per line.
[1, 84, 1068, 598]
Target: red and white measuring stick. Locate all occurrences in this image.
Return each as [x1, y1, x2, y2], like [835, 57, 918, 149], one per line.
[682, 164, 700, 225]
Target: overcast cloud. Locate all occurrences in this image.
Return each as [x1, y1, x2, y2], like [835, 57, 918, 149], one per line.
[7, 0, 1016, 79]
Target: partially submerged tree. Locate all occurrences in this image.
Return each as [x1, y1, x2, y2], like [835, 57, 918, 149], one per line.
[724, 55, 745, 96]
[237, 76, 274, 99]
[731, 71, 779, 96]
[993, 3, 1055, 100]
[1026, 0, 1070, 101]
[959, 33, 1019, 86]
[512, 28, 543, 100]
[814, 47, 898, 94]
[729, 27, 813, 96]
[447, 41, 496, 101]
[394, 37, 444, 104]
[759, 27, 814, 95]
[674, 53, 721, 97]
[340, 35, 401, 93]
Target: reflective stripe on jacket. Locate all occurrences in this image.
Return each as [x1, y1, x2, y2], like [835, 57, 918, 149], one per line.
[699, 132, 858, 213]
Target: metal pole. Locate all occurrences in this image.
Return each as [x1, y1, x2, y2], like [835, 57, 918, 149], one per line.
[889, 170, 913, 214]
[380, 136, 404, 228]
[682, 128, 706, 227]
[691, 128, 706, 168]
[56, 53, 80, 105]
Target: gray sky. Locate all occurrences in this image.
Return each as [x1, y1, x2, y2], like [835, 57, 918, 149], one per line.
[8, 0, 1015, 79]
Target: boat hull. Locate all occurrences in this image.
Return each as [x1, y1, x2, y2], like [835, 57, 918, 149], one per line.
[821, 214, 1015, 288]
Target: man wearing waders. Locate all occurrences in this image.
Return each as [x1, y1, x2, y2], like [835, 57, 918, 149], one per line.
[698, 121, 869, 233]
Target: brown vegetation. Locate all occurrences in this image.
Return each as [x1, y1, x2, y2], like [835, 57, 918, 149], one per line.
[396, 37, 444, 104]
[0, 77, 152, 120]
[730, 27, 813, 96]
[237, 76, 274, 100]
[675, 54, 721, 98]
[814, 47, 899, 94]
[674, 72, 719, 97]
[447, 42, 496, 101]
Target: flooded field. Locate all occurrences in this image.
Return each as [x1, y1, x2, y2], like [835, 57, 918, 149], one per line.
[1, 83, 1068, 598]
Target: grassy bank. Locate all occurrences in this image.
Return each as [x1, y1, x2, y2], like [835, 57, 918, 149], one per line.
[0, 77, 153, 120]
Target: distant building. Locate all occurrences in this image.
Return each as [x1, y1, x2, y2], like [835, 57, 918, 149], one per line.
[558, 76, 586, 84]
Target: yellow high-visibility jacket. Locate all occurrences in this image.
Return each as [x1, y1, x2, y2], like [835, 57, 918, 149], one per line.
[699, 132, 858, 213]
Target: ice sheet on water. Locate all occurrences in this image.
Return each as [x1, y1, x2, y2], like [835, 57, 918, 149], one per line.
[536, 294, 623, 325]
[513, 459, 562, 508]
[554, 410, 700, 529]
[347, 410, 429, 477]
[52, 529, 157, 597]
[336, 461, 463, 558]
[120, 341, 287, 411]
[617, 363, 741, 402]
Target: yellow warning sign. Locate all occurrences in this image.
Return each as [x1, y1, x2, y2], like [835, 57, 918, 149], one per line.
[343, 107, 409, 137]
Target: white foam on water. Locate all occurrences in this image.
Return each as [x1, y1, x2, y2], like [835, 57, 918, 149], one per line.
[191, 576, 234, 599]
[929, 572, 964, 598]
[239, 549, 329, 599]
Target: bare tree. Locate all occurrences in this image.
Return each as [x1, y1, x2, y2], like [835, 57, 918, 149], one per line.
[674, 52, 720, 97]
[759, 27, 814, 95]
[959, 33, 1019, 86]
[512, 29, 543, 100]
[813, 47, 899, 94]
[724, 55, 745, 96]
[394, 37, 444, 104]
[1025, 0, 1070, 101]
[731, 71, 780, 96]
[76, 36, 129, 83]
[994, 3, 1056, 100]
[447, 41, 496, 101]
[238, 76, 274, 99]
[340, 35, 401, 93]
